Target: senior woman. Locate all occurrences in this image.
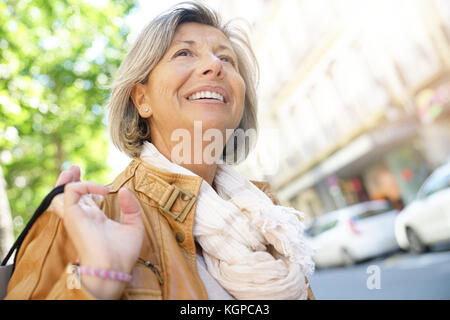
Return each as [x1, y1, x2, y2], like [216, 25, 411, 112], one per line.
[5, 2, 314, 300]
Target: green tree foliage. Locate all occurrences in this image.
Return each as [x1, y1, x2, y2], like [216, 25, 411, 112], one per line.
[0, 0, 136, 237]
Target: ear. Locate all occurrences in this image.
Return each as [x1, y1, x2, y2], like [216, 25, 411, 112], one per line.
[131, 83, 153, 118]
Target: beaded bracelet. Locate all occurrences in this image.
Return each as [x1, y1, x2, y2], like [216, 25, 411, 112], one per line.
[67, 259, 132, 285]
[76, 265, 132, 283]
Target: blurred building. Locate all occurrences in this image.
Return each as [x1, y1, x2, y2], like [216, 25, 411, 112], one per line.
[234, 0, 450, 224]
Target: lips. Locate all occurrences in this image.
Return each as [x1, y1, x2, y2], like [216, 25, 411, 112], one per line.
[184, 85, 229, 104]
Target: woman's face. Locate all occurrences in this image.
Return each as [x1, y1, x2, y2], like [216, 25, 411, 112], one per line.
[132, 22, 246, 159]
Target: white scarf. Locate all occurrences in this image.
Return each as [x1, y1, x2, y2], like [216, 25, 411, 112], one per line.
[140, 142, 314, 300]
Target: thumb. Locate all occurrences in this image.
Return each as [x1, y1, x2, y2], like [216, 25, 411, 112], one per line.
[118, 187, 143, 227]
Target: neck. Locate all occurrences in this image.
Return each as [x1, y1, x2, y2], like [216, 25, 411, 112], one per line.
[149, 135, 220, 187]
[181, 162, 218, 186]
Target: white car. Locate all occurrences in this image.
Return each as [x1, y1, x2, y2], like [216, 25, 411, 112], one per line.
[306, 200, 400, 268]
[395, 162, 450, 253]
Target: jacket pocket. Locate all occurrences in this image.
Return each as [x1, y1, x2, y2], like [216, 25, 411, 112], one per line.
[121, 261, 163, 300]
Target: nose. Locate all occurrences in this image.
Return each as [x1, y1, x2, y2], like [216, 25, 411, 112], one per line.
[198, 53, 224, 80]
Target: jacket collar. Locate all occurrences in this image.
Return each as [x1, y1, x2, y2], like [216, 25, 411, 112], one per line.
[108, 157, 277, 223]
[109, 158, 203, 223]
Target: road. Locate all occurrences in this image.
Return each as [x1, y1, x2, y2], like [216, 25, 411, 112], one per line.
[308, 247, 450, 299]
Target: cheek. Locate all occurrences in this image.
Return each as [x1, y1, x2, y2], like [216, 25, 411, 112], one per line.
[228, 75, 246, 129]
[234, 76, 246, 113]
[148, 64, 191, 101]
[150, 75, 173, 99]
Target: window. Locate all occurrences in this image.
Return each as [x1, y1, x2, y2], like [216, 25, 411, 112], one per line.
[356, 207, 393, 220]
[307, 219, 339, 237]
[420, 171, 450, 198]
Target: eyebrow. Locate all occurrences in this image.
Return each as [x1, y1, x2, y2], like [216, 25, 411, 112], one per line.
[173, 40, 234, 53]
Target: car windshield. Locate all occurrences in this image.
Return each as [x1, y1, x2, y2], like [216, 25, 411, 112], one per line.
[417, 165, 450, 198]
[342, 200, 393, 219]
[306, 200, 393, 236]
[356, 207, 393, 219]
[307, 218, 339, 237]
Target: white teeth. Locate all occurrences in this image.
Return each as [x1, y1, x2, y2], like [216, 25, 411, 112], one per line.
[188, 90, 224, 102]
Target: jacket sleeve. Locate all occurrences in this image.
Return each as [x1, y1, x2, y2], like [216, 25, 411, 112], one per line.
[5, 204, 96, 300]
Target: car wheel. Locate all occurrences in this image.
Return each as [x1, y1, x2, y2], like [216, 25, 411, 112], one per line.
[341, 248, 355, 267]
[406, 227, 428, 254]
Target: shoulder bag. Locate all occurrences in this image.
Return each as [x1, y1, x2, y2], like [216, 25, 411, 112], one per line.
[0, 184, 65, 299]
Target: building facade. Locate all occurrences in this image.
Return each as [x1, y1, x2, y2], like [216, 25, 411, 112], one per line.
[234, 0, 450, 224]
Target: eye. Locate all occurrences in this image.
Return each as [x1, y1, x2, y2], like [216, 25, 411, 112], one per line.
[173, 49, 192, 58]
[220, 55, 236, 66]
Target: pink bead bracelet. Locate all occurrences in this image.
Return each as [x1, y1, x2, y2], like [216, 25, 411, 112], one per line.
[75, 265, 132, 283]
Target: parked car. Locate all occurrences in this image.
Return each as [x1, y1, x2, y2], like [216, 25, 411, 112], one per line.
[395, 162, 450, 253]
[306, 200, 400, 268]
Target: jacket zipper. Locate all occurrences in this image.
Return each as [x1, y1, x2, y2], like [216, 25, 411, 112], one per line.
[137, 258, 163, 285]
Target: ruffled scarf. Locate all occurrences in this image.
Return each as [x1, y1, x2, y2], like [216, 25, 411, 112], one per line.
[140, 142, 314, 299]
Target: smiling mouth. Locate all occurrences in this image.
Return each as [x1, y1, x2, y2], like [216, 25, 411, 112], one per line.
[187, 90, 225, 103]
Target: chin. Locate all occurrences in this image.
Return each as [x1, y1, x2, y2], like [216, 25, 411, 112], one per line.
[192, 117, 229, 131]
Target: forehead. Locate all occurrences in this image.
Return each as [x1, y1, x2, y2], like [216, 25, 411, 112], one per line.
[171, 22, 233, 48]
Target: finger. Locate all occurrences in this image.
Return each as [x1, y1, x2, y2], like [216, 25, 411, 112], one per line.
[54, 165, 81, 187]
[64, 181, 109, 209]
[78, 194, 106, 221]
[49, 195, 64, 218]
[69, 165, 81, 182]
[118, 187, 143, 227]
[55, 170, 73, 187]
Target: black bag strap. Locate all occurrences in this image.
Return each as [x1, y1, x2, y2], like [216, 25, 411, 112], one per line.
[1, 184, 66, 271]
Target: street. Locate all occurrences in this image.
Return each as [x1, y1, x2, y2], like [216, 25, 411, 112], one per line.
[308, 246, 450, 300]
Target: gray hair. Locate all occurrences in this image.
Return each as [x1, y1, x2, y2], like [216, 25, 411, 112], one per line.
[107, 1, 259, 161]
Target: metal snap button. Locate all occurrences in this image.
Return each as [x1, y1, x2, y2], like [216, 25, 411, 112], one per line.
[175, 231, 185, 243]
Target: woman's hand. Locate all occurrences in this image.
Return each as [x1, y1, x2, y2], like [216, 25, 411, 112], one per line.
[62, 182, 145, 299]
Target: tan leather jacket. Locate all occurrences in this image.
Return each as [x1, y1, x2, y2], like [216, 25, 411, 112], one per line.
[5, 158, 315, 300]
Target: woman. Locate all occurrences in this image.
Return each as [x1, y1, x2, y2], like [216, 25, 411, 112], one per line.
[5, 2, 314, 300]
